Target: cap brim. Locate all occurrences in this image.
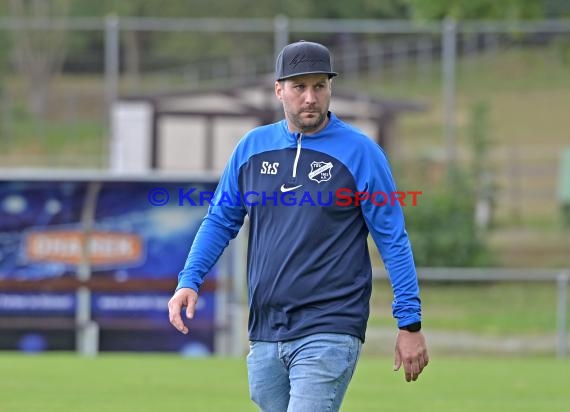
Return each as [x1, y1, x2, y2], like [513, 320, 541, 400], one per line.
[277, 71, 338, 81]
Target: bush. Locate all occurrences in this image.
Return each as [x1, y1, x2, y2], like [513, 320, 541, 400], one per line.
[404, 171, 496, 267]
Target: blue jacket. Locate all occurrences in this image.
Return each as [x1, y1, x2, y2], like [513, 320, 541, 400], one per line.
[177, 112, 421, 342]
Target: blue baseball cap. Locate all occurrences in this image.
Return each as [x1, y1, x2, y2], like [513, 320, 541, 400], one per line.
[275, 40, 338, 81]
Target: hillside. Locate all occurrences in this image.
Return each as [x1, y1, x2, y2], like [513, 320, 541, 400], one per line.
[2, 43, 569, 267]
[345, 46, 570, 267]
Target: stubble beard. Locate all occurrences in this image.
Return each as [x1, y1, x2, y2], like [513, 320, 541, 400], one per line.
[288, 108, 328, 134]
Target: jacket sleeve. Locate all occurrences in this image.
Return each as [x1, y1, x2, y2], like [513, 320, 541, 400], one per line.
[358, 145, 421, 328]
[176, 144, 247, 292]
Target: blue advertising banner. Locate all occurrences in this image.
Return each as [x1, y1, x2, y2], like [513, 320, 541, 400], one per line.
[0, 175, 220, 353]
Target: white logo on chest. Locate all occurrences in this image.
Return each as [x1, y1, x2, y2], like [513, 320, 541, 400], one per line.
[309, 161, 333, 183]
[260, 161, 279, 175]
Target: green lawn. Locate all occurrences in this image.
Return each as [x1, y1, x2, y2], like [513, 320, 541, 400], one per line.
[0, 110, 106, 168]
[0, 353, 568, 412]
[369, 280, 564, 336]
[348, 46, 570, 147]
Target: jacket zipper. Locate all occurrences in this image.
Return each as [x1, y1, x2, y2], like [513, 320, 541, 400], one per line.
[292, 133, 303, 179]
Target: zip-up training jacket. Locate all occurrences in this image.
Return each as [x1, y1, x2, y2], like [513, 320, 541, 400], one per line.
[177, 112, 421, 342]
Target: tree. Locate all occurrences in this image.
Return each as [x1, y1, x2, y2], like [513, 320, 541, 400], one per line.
[297, 0, 410, 19]
[9, 0, 71, 118]
[405, 0, 544, 20]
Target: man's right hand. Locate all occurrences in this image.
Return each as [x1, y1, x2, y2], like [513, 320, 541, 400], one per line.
[168, 288, 199, 335]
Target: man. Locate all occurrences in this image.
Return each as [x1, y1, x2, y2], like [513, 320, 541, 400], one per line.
[168, 40, 429, 411]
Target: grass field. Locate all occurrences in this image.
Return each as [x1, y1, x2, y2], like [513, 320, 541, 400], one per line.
[369, 281, 562, 335]
[0, 353, 568, 412]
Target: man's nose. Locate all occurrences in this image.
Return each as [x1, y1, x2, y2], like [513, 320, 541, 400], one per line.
[304, 89, 317, 104]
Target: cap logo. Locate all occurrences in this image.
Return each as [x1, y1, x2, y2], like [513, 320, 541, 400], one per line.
[276, 41, 338, 80]
[289, 53, 327, 69]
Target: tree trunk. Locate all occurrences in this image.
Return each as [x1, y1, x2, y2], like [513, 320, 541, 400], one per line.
[9, 0, 70, 119]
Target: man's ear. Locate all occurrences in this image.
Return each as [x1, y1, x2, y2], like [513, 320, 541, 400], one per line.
[275, 81, 283, 100]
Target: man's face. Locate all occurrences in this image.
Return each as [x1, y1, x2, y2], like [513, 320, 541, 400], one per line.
[275, 74, 332, 134]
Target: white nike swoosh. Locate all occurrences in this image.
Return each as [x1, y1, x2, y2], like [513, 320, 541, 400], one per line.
[280, 184, 303, 193]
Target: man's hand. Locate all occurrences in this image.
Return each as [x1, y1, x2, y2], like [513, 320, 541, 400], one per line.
[394, 330, 429, 382]
[168, 288, 199, 335]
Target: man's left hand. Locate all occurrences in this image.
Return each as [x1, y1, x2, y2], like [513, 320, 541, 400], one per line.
[393, 330, 429, 382]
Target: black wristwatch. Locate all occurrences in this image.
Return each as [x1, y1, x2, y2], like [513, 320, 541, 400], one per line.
[399, 321, 421, 332]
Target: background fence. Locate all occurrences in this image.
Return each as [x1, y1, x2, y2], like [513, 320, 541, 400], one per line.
[371, 267, 569, 358]
[0, 17, 569, 357]
[1, 17, 569, 228]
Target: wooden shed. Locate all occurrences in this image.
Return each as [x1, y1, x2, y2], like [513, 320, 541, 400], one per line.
[111, 79, 426, 175]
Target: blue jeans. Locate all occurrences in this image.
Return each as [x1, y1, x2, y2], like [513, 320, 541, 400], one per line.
[247, 333, 362, 412]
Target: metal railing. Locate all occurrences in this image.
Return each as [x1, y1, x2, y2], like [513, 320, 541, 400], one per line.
[373, 267, 569, 358]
